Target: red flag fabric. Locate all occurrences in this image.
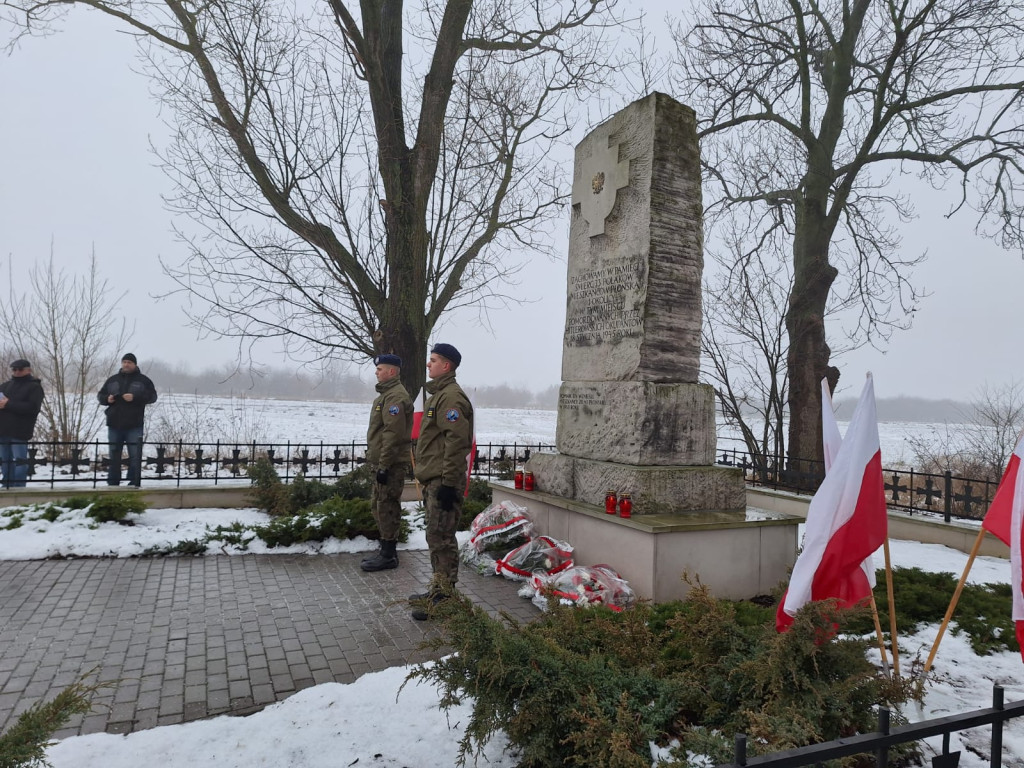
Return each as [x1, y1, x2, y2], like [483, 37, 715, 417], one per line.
[465, 438, 476, 498]
[981, 432, 1024, 660]
[777, 375, 887, 632]
[412, 411, 423, 441]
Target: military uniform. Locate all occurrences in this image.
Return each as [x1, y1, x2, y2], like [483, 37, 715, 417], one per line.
[365, 376, 414, 542]
[414, 370, 474, 589]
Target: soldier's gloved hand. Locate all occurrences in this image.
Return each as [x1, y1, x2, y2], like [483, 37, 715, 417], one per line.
[375, 468, 389, 485]
[436, 484, 459, 511]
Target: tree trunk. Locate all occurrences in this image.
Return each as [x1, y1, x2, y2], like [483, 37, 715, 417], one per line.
[786, 201, 839, 474]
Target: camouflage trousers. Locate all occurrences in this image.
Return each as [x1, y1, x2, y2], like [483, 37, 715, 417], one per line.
[422, 478, 462, 588]
[370, 463, 408, 541]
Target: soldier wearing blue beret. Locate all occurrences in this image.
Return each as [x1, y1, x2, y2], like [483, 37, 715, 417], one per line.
[361, 353, 414, 572]
[409, 342, 474, 620]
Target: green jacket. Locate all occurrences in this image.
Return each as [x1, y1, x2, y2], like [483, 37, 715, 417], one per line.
[414, 371, 474, 486]
[366, 377, 414, 470]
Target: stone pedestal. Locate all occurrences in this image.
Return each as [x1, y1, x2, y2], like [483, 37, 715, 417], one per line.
[556, 381, 716, 465]
[491, 484, 799, 602]
[527, 452, 745, 513]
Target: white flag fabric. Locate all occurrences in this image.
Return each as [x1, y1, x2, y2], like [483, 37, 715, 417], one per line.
[777, 374, 887, 631]
[821, 378, 842, 474]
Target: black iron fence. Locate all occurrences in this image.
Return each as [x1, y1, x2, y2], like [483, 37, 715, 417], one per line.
[1, 441, 1004, 524]
[717, 448, 999, 524]
[719, 684, 1021, 768]
[0, 440, 555, 488]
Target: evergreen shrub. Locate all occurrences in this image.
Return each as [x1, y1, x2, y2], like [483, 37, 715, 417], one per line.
[74, 494, 147, 523]
[0, 675, 105, 768]
[249, 497, 408, 548]
[412, 584, 917, 768]
[857, 567, 1019, 656]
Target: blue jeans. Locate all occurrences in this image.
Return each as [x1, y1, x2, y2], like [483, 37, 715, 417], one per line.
[0, 437, 29, 488]
[107, 427, 145, 486]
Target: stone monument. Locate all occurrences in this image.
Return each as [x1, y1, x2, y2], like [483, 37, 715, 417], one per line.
[527, 91, 746, 514]
[490, 92, 798, 602]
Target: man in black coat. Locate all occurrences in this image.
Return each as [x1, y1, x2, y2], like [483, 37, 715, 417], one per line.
[97, 353, 158, 487]
[0, 359, 45, 488]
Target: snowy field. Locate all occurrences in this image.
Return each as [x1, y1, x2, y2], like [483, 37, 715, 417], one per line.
[143, 393, 952, 464]
[0, 503, 1022, 767]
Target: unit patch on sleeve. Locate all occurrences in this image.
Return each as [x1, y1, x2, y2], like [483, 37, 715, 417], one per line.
[388, 405, 401, 416]
[445, 409, 460, 422]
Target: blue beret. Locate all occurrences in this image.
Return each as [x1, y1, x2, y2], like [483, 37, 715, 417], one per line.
[373, 354, 402, 368]
[430, 343, 462, 367]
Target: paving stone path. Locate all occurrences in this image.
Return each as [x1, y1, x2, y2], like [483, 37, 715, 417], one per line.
[0, 551, 538, 738]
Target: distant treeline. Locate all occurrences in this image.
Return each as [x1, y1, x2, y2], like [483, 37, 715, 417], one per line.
[833, 395, 972, 423]
[145, 361, 558, 409]
[143, 361, 970, 419]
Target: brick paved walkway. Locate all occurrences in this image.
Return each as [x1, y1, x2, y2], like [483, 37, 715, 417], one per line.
[0, 551, 538, 738]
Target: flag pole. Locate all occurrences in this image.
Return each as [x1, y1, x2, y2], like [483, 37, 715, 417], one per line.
[883, 538, 900, 677]
[869, 595, 892, 677]
[920, 528, 986, 683]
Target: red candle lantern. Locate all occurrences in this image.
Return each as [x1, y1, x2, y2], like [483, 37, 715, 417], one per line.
[618, 493, 632, 518]
[524, 471, 535, 491]
[605, 490, 617, 515]
[514, 469, 524, 490]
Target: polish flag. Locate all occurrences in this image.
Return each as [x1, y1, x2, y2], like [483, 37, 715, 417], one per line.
[980, 431, 1024, 659]
[821, 378, 877, 592]
[776, 375, 887, 632]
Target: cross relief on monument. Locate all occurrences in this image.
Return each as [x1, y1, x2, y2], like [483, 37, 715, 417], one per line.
[571, 137, 630, 237]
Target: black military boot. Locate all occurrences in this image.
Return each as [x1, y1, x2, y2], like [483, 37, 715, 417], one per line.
[360, 540, 398, 572]
[359, 542, 382, 568]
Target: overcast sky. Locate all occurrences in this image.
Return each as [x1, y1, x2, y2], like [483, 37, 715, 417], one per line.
[2, 2, 1023, 402]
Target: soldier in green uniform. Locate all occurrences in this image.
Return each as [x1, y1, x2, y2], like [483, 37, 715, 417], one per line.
[361, 353, 414, 572]
[410, 343, 474, 620]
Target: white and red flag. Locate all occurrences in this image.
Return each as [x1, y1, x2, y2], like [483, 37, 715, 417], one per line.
[776, 375, 888, 632]
[822, 377, 877, 594]
[980, 431, 1024, 659]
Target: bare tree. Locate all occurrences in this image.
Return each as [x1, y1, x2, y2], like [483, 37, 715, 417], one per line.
[0, 251, 132, 444]
[672, 0, 1024, 468]
[702, 241, 791, 465]
[4, 0, 626, 399]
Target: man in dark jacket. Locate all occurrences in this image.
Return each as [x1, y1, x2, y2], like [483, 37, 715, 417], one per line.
[98, 353, 158, 487]
[360, 353, 414, 572]
[0, 359, 45, 488]
[410, 342, 474, 620]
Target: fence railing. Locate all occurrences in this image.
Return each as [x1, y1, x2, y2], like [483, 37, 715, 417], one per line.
[0, 440, 555, 488]
[717, 447, 999, 524]
[2, 441, 1003, 524]
[718, 684, 1021, 767]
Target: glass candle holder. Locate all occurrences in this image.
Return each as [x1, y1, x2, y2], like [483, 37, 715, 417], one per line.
[618, 493, 632, 518]
[513, 470, 524, 490]
[524, 471, 535, 491]
[605, 490, 617, 515]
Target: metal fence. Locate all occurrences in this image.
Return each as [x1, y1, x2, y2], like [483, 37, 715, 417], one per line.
[719, 685, 1021, 768]
[717, 448, 999, 524]
[0, 440, 556, 488]
[2, 441, 1004, 523]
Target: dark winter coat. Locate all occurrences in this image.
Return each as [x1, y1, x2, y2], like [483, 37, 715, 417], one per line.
[0, 374, 45, 441]
[97, 369, 158, 430]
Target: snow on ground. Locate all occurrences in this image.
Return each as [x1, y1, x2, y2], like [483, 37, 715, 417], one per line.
[0, 503, 475, 559]
[1, 505, 1022, 766]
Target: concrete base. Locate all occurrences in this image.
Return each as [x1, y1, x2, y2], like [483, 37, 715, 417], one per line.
[491, 482, 799, 602]
[525, 451, 746, 512]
